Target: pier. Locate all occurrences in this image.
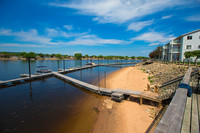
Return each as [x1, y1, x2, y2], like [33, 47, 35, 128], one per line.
[0, 62, 137, 87]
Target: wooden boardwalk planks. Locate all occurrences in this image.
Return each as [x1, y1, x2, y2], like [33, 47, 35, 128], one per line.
[181, 97, 191, 133]
[191, 93, 199, 133]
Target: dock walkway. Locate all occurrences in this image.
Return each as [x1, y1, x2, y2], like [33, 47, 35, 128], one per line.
[52, 72, 142, 96]
[0, 62, 136, 87]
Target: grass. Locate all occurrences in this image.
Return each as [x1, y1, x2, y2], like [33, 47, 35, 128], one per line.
[148, 76, 154, 83]
[141, 68, 146, 72]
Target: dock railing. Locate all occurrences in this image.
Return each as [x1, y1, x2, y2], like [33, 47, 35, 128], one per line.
[156, 69, 199, 100]
[154, 67, 199, 133]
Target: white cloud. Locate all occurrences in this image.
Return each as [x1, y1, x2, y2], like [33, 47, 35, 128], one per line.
[0, 28, 56, 45]
[64, 25, 73, 30]
[64, 34, 131, 46]
[0, 43, 45, 47]
[161, 15, 173, 19]
[148, 42, 160, 46]
[0, 28, 129, 47]
[49, 0, 188, 23]
[185, 15, 200, 22]
[127, 20, 153, 31]
[132, 31, 173, 45]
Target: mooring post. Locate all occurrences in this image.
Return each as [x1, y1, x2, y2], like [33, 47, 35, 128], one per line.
[28, 58, 31, 82]
[63, 59, 65, 72]
[57, 60, 59, 71]
[104, 71, 106, 88]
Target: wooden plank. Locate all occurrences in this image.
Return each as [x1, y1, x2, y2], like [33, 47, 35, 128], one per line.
[181, 97, 191, 133]
[191, 93, 199, 133]
[198, 94, 200, 128]
[155, 88, 188, 133]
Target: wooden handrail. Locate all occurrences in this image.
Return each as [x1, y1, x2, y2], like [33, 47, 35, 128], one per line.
[154, 68, 192, 133]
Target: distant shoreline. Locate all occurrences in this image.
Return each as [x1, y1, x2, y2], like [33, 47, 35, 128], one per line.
[0, 58, 139, 61]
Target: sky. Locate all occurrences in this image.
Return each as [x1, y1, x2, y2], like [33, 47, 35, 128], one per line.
[0, 0, 200, 56]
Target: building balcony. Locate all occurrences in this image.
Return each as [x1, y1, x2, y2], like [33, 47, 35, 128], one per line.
[172, 49, 181, 53]
[173, 40, 181, 44]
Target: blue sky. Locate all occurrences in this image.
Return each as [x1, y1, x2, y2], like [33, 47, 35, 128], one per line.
[0, 0, 200, 56]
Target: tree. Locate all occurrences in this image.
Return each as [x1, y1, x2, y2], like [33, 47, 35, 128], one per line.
[98, 55, 103, 59]
[55, 54, 63, 59]
[74, 53, 82, 60]
[184, 50, 200, 59]
[51, 54, 56, 58]
[124, 56, 128, 60]
[24, 52, 36, 59]
[38, 53, 44, 58]
[19, 52, 27, 58]
[92, 55, 96, 58]
[85, 54, 89, 58]
[149, 46, 163, 59]
[131, 56, 135, 59]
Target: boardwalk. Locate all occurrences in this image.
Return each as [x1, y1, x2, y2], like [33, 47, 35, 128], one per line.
[154, 68, 200, 133]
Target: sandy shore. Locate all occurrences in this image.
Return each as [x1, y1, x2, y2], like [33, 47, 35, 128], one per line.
[92, 66, 157, 133]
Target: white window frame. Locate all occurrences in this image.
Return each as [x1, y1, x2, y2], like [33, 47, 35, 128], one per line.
[186, 45, 192, 49]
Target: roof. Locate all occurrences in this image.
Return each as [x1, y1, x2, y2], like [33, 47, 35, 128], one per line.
[175, 29, 200, 40]
[164, 29, 200, 46]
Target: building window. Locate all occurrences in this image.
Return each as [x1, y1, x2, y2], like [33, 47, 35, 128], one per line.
[186, 45, 192, 49]
[187, 36, 192, 40]
[198, 45, 200, 49]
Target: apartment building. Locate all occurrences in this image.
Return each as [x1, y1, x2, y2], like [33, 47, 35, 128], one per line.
[162, 29, 200, 62]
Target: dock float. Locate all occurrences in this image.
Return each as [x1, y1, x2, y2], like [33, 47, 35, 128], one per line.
[52, 72, 142, 97]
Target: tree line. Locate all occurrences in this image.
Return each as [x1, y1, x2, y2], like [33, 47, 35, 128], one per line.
[0, 52, 148, 60]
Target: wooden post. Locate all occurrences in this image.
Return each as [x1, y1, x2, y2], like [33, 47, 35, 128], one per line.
[147, 84, 150, 91]
[63, 59, 65, 72]
[140, 97, 143, 105]
[183, 59, 185, 65]
[104, 71, 106, 88]
[28, 58, 31, 82]
[57, 60, 59, 71]
[195, 59, 197, 67]
[188, 59, 190, 66]
[154, 85, 158, 93]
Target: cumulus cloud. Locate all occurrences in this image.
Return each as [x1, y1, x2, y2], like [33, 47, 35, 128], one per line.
[127, 20, 153, 31]
[132, 31, 173, 45]
[49, 0, 188, 23]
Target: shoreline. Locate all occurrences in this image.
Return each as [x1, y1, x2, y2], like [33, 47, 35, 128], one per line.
[92, 66, 157, 133]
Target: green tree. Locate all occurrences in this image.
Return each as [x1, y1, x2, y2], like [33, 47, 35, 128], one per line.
[98, 55, 103, 59]
[55, 54, 63, 59]
[131, 56, 135, 59]
[184, 50, 200, 59]
[25, 52, 36, 59]
[124, 56, 128, 60]
[74, 53, 82, 60]
[38, 53, 44, 58]
[19, 52, 27, 58]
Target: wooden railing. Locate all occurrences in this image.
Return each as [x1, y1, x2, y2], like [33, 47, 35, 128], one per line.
[154, 67, 197, 133]
[156, 69, 199, 100]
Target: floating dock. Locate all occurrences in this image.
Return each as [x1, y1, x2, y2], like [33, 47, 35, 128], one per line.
[52, 72, 142, 96]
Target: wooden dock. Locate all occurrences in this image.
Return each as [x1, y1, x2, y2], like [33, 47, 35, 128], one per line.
[52, 72, 142, 96]
[0, 62, 136, 87]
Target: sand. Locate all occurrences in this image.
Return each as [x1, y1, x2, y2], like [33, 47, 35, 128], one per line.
[92, 66, 155, 133]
